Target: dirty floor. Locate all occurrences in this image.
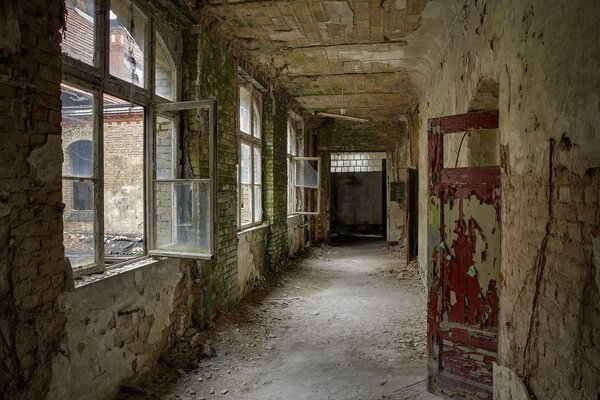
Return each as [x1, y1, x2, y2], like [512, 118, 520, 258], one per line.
[117, 238, 440, 400]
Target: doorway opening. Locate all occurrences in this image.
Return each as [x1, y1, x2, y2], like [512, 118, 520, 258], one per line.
[329, 152, 386, 239]
[427, 78, 501, 399]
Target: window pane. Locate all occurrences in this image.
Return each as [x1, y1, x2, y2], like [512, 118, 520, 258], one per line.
[252, 100, 261, 138]
[73, 180, 94, 210]
[240, 142, 251, 184]
[61, 84, 96, 268]
[288, 157, 296, 215]
[63, 0, 95, 65]
[254, 185, 262, 223]
[110, 0, 146, 87]
[61, 85, 94, 177]
[239, 87, 251, 134]
[253, 146, 261, 184]
[103, 95, 144, 263]
[63, 179, 95, 268]
[295, 159, 319, 189]
[155, 36, 175, 100]
[153, 180, 210, 253]
[240, 184, 252, 226]
[287, 121, 296, 156]
[156, 116, 175, 179]
[65, 140, 93, 178]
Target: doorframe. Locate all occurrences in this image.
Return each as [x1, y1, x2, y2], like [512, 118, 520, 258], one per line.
[426, 110, 500, 398]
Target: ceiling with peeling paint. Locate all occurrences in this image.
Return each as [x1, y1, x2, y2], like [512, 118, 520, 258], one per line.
[195, 0, 464, 121]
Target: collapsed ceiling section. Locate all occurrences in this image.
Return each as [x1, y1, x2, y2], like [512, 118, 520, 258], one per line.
[195, 0, 463, 121]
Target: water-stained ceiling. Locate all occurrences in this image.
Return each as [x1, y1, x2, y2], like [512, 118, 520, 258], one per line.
[191, 0, 463, 121]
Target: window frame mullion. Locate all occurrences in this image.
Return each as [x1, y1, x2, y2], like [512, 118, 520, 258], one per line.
[95, 91, 105, 271]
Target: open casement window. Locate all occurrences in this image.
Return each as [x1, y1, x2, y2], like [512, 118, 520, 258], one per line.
[149, 100, 217, 259]
[287, 118, 303, 215]
[238, 85, 262, 228]
[292, 157, 321, 215]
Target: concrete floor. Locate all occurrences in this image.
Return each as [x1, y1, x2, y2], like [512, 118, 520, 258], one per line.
[118, 238, 441, 400]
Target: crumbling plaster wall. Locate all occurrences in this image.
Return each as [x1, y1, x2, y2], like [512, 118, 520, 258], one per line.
[287, 214, 306, 256]
[45, 21, 308, 400]
[417, 0, 600, 398]
[237, 226, 269, 298]
[47, 258, 189, 400]
[0, 1, 68, 398]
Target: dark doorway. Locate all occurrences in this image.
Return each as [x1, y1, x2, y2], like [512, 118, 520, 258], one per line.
[330, 152, 386, 238]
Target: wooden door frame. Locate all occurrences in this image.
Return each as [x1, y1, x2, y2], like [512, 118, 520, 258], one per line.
[427, 110, 500, 398]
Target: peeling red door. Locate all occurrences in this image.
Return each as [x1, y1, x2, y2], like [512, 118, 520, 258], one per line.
[427, 111, 500, 399]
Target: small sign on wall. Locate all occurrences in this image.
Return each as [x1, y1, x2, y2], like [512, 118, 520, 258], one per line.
[390, 181, 406, 203]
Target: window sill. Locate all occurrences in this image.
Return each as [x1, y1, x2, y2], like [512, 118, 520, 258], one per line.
[237, 222, 269, 236]
[73, 256, 163, 289]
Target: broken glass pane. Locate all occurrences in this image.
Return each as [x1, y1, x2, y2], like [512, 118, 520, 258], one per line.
[109, 0, 147, 87]
[295, 159, 319, 189]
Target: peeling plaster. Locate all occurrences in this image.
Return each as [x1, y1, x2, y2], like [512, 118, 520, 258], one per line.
[269, 29, 305, 42]
[27, 135, 62, 183]
[318, 1, 354, 41]
[395, 0, 407, 10]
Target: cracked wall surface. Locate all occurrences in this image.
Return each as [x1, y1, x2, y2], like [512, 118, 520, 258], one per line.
[0, 1, 68, 398]
[417, 0, 600, 398]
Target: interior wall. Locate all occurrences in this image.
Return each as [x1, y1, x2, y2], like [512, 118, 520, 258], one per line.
[237, 226, 268, 298]
[418, 1, 600, 398]
[0, 2, 68, 398]
[287, 215, 307, 256]
[314, 119, 410, 247]
[0, 4, 311, 398]
[47, 259, 189, 400]
[331, 172, 383, 236]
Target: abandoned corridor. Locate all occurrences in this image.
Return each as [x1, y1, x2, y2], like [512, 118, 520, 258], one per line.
[117, 239, 437, 400]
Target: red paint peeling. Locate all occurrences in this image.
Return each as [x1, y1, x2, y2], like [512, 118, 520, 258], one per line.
[443, 215, 499, 328]
[430, 110, 499, 134]
[427, 112, 500, 400]
[441, 167, 501, 223]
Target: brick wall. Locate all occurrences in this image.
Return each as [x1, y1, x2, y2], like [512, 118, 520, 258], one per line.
[264, 93, 290, 271]
[183, 27, 240, 323]
[501, 148, 600, 399]
[416, 1, 600, 398]
[0, 1, 68, 398]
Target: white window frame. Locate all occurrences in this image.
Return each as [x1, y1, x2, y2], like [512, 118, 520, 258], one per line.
[287, 118, 300, 215]
[293, 156, 321, 216]
[61, 0, 214, 278]
[237, 83, 263, 229]
[148, 100, 217, 260]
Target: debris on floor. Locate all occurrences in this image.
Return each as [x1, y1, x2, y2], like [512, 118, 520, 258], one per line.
[115, 238, 434, 400]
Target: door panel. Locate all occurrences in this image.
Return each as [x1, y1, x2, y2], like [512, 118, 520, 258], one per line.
[427, 112, 500, 399]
